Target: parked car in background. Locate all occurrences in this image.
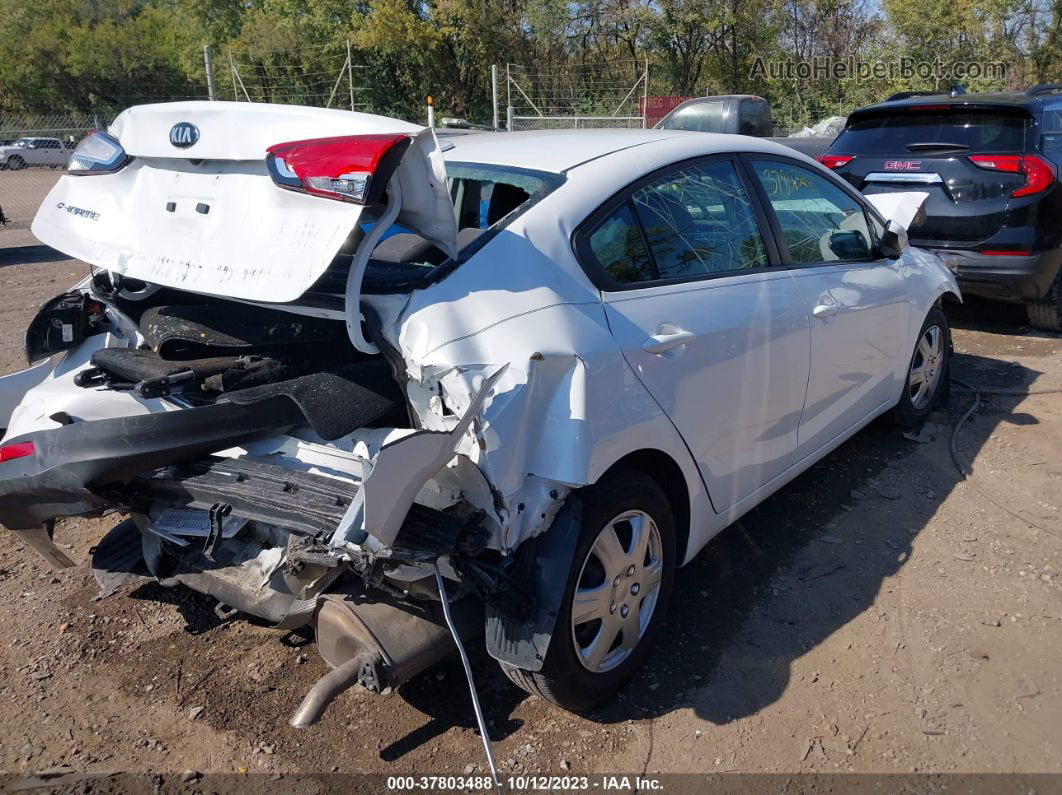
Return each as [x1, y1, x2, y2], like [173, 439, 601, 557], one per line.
[0, 137, 71, 170]
[819, 84, 1062, 330]
[0, 104, 957, 726]
[655, 95, 836, 158]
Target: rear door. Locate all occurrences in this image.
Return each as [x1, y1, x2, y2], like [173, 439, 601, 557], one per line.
[825, 106, 1030, 247]
[579, 154, 811, 512]
[31, 102, 457, 303]
[744, 154, 909, 456]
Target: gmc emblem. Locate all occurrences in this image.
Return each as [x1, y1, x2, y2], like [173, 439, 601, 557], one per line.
[884, 160, 922, 171]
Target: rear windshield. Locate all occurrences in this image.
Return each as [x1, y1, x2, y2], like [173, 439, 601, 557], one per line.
[832, 110, 1028, 155]
[360, 162, 564, 286]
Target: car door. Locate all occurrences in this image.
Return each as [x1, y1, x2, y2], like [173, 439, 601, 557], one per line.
[577, 155, 811, 512]
[744, 154, 909, 458]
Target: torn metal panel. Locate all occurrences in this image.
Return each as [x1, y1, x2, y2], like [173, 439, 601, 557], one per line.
[331, 366, 508, 548]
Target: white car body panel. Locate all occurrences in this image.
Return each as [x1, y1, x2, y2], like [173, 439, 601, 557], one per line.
[4, 121, 961, 573]
[31, 102, 457, 302]
[602, 270, 810, 512]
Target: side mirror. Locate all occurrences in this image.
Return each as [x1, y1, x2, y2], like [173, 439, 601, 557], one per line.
[877, 219, 908, 259]
[26, 143, 36, 149]
[828, 229, 871, 260]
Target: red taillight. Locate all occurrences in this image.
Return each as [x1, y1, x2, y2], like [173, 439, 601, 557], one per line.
[817, 154, 854, 170]
[0, 441, 34, 463]
[980, 248, 1032, 256]
[969, 154, 1056, 198]
[907, 104, 951, 111]
[265, 134, 411, 205]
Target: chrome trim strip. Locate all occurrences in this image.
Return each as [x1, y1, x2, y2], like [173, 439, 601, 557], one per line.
[865, 172, 943, 184]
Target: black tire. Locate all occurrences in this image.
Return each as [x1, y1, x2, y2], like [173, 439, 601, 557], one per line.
[892, 305, 951, 428]
[1026, 271, 1062, 332]
[500, 468, 676, 712]
[7, 155, 25, 170]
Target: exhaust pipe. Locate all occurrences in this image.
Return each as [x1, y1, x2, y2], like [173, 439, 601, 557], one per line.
[290, 588, 480, 728]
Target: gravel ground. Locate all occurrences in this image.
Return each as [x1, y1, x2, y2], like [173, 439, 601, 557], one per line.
[0, 168, 63, 230]
[0, 250, 1059, 783]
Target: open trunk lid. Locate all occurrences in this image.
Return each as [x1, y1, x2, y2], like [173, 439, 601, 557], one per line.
[31, 101, 457, 303]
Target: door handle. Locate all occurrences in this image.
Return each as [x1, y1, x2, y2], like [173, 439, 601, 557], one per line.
[812, 300, 841, 319]
[642, 330, 695, 354]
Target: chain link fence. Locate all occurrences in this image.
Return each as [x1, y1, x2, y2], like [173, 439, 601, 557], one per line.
[0, 113, 106, 237]
[507, 114, 646, 130]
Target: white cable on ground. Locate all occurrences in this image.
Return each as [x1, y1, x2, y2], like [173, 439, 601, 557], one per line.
[434, 562, 502, 793]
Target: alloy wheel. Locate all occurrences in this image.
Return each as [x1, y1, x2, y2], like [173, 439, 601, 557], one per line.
[570, 509, 663, 673]
[908, 324, 944, 410]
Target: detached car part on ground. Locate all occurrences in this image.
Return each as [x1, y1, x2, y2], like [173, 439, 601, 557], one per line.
[0, 103, 960, 731]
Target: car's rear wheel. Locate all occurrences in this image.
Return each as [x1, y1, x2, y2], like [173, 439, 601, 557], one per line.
[1026, 271, 1062, 332]
[892, 306, 951, 427]
[500, 468, 676, 712]
[7, 155, 25, 170]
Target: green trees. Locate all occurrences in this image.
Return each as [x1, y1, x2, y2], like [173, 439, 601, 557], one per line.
[0, 0, 1056, 125]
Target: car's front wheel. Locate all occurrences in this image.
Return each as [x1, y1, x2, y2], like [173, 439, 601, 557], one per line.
[7, 155, 25, 170]
[500, 468, 676, 712]
[893, 305, 951, 427]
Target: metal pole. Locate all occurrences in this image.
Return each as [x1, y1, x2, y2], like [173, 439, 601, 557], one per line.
[347, 40, 355, 111]
[229, 51, 238, 101]
[491, 64, 499, 130]
[203, 45, 216, 101]
[506, 105, 514, 132]
[642, 57, 649, 129]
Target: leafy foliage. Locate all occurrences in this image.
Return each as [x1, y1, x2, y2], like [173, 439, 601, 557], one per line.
[0, 0, 1057, 125]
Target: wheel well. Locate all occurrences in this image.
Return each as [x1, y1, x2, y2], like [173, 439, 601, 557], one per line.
[937, 290, 961, 309]
[602, 449, 691, 564]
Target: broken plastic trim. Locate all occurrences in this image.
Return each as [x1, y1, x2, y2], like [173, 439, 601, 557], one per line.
[330, 365, 508, 549]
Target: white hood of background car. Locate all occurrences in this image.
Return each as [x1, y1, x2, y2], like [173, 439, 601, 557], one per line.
[31, 102, 457, 303]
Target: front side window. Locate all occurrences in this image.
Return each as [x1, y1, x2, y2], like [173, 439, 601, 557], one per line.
[584, 159, 768, 285]
[751, 159, 874, 265]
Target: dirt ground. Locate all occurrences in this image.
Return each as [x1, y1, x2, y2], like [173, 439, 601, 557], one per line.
[0, 249, 1059, 783]
[0, 168, 64, 230]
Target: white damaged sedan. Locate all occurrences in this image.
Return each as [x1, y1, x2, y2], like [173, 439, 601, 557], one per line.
[0, 102, 959, 722]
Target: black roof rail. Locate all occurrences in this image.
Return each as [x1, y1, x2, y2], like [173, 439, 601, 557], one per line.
[1027, 83, 1062, 97]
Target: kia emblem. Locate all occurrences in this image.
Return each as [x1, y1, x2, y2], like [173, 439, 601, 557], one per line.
[169, 122, 199, 149]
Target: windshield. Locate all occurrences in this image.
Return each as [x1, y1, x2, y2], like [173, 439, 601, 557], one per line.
[360, 161, 565, 287]
[832, 110, 1028, 154]
[15, 137, 31, 147]
[656, 100, 726, 133]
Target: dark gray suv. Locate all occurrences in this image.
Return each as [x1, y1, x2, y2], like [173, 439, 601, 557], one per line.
[820, 84, 1062, 330]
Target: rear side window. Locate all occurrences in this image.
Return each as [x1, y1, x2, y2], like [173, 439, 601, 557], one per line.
[751, 159, 873, 265]
[588, 204, 654, 283]
[584, 159, 768, 285]
[738, 98, 773, 137]
[832, 111, 1028, 154]
[657, 100, 726, 133]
